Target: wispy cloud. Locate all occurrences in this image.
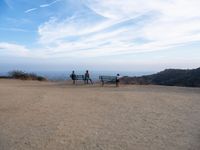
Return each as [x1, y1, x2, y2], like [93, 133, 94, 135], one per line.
[35, 0, 200, 58]
[40, 0, 61, 8]
[4, 0, 13, 9]
[3, 0, 200, 60]
[25, 8, 37, 13]
[24, 0, 61, 14]
[0, 42, 30, 57]
[0, 27, 31, 32]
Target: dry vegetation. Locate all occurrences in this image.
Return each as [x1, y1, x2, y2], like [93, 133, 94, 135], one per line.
[8, 70, 47, 81]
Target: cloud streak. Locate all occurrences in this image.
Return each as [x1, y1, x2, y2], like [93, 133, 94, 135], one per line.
[3, 0, 200, 60]
[40, 0, 61, 8]
[25, 8, 37, 13]
[35, 0, 200, 58]
[25, 0, 61, 13]
[0, 27, 32, 32]
[4, 0, 13, 9]
[0, 42, 30, 57]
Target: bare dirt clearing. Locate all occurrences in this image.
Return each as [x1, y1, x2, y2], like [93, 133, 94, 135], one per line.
[0, 79, 200, 150]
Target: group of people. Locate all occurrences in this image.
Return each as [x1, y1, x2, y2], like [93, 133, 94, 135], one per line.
[70, 70, 93, 85]
[70, 70, 121, 87]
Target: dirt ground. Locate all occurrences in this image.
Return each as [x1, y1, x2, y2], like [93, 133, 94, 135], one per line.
[0, 79, 200, 150]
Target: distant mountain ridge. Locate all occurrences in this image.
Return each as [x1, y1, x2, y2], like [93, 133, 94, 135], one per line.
[121, 67, 200, 87]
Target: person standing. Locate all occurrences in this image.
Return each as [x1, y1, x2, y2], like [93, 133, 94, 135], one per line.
[70, 71, 76, 84]
[85, 70, 93, 84]
[116, 74, 121, 87]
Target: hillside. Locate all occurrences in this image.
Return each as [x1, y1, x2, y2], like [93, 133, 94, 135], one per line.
[121, 67, 200, 87]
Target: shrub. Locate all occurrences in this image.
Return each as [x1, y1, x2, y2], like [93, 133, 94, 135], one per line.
[8, 70, 47, 81]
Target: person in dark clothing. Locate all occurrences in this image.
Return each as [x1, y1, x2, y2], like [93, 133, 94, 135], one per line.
[85, 70, 93, 84]
[116, 74, 121, 87]
[70, 71, 76, 84]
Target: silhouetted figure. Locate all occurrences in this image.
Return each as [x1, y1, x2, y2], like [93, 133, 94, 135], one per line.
[116, 74, 121, 87]
[70, 71, 76, 84]
[85, 70, 93, 84]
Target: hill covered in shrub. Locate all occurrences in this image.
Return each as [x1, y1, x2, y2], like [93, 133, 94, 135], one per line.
[7, 70, 47, 81]
[121, 68, 200, 87]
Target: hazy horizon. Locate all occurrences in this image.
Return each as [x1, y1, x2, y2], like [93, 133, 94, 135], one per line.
[0, 0, 200, 71]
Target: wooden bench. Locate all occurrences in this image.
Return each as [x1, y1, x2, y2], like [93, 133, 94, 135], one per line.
[99, 76, 117, 86]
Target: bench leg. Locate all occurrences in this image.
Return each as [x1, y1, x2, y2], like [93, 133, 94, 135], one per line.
[84, 79, 87, 84]
[116, 82, 119, 87]
[90, 79, 93, 84]
[85, 79, 88, 84]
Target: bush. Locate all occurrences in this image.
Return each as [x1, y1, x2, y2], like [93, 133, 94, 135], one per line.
[8, 70, 47, 81]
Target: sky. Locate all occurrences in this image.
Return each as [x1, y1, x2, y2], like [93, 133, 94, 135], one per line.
[0, 0, 200, 72]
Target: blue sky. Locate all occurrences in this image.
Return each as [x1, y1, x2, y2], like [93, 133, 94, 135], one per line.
[0, 0, 200, 72]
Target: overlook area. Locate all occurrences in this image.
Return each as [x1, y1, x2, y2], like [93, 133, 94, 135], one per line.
[0, 79, 200, 150]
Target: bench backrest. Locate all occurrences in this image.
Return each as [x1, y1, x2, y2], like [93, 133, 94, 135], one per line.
[76, 75, 85, 80]
[99, 76, 116, 82]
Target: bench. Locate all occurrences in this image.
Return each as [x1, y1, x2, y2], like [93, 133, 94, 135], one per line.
[75, 75, 85, 81]
[70, 75, 85, 84]
[99, 76, 117, 86]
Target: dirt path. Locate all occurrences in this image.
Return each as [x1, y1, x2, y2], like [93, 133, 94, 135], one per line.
[0, 79, 200, 150]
